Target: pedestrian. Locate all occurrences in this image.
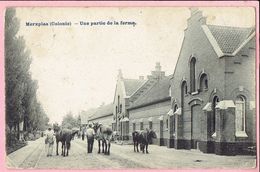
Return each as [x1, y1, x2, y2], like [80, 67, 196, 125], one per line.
[45, 127, 54, 157]
[86, 124, 95, 153]
[82, 127, 86, 140]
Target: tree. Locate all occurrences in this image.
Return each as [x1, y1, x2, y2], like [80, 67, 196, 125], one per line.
[5, 8, 50, 141]
[61, 112, 79, 129]
[5, 8, 31, 134]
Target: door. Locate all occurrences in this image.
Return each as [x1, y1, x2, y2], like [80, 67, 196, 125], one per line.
[191, 105, 201, 149]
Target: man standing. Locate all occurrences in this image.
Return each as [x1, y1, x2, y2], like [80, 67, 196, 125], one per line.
[45, 127, 54, 157]
[86, 124, 95, 153]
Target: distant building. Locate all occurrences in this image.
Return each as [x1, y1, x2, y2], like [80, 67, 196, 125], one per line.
[88, 103, 113, 127]
[80, 108, 97, 127]
[169, 8, 256, 155]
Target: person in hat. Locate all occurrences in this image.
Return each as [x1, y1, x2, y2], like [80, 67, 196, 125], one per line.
[86, 123, 95, 153]
[45, 127, 54, 157]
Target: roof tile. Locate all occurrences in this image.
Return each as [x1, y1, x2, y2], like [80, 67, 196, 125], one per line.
[207, 25, 254, 54]
[130, 77, 171, 108]
[123, 79, 146, 96]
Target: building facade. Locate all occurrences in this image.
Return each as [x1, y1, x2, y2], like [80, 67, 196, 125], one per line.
[169, 8, 256, 155]
[112, 70, 146, 139]
[128, 70, 171, 146]
[85, 8, 256, 156]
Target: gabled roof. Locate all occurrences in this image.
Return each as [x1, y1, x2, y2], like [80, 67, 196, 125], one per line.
[202, 24, 255, 57]
[80, 108, 97, 124]
[88, 103, 113, 120]
[129, 77, 171, 109]
[123, 79, 147, 96]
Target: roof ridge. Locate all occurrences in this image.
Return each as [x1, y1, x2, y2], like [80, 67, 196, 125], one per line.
[207, 24, 254, 30]
[123, 78, 147, 81]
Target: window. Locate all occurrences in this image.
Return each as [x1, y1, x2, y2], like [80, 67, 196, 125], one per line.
[190, 57, 196, 92]
[166, 119, 169, 129]
[181, 81, 187, 116]
[133, 123, 136, 131]
[200, 74, 208, 91]
[149, 121, 153, 129]
[116, 106, 118, 114]
[212, 96, 219, 135]
[235, 96, 246, 132]
[140, 122, 143, 130]
[119, 104, 122, 113]
[173, 105, 178, 133]
[182, 81, 188, 96]
[117, 95, 120, 113]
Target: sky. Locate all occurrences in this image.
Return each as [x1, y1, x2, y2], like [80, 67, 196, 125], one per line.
[15, 7, 255, 124]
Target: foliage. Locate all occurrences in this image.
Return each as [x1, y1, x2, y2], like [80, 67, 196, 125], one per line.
[61, 112, 80, 129]
[5, 8, 49, 141]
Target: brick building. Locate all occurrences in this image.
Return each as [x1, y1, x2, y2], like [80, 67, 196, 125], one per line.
[169, 8, 256, 155]
[128, 63, 171, 146]
[112, 70, 146, 139]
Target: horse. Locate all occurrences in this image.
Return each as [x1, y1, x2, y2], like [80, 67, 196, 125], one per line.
[132, 129, 157, 154]
[93, 122, 113, 155]
[54, 125, 78, 157]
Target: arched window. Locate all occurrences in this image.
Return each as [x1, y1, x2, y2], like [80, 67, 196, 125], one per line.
[181, 81, 187, 112]
[212, 96, 219, 135]
[173, 104, 178, 134]
[119, 104, 122, 113]
[200, 74, 208, 91]
[117, 95, 120, 113]
[235, 95, 246, 132]
[166, 119, 169, 129]
[190, 57, 196, 93]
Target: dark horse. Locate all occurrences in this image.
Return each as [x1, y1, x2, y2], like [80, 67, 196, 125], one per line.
[93, 122, 113, 155]
[54, 125, 77, 157]
[132, 129, 157, 154]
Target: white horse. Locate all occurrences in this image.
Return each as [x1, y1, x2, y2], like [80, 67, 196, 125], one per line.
[93, 122, 112, 155]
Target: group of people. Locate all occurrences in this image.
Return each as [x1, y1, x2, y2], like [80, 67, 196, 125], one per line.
[44, 123, 96, 157]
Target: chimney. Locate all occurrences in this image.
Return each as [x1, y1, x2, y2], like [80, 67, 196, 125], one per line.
[150, 62, 165, 79]
[155, 62, 161, 71]
[139, 76, 144, 80]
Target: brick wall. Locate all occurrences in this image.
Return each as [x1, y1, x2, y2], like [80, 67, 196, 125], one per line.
[128, 100, 171, 145]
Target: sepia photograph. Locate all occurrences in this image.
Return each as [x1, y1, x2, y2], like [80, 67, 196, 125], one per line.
[2, 3, 258, 170]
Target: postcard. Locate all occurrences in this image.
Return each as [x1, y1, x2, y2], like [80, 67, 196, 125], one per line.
[0, 1, 259, 171]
